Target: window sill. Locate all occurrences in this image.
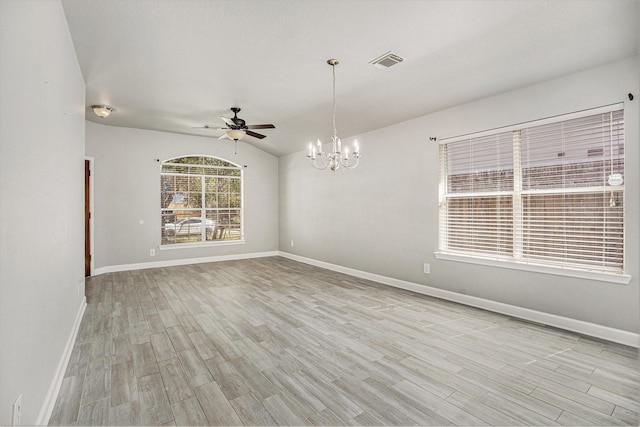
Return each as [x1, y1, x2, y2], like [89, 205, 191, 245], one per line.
[160, 239, 245, 250]
[434, 252, 631, 285]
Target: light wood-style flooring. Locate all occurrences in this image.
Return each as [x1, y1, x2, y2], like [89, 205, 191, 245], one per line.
[49, 256, 639, 426]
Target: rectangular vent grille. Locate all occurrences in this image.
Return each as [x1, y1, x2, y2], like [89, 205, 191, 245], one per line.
[369, 51, 405, 69]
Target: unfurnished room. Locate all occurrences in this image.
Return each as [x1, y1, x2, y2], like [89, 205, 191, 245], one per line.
[0, 0, 638, 426]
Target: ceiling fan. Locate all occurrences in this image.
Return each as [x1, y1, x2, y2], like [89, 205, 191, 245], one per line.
[195, 107, 275, 141]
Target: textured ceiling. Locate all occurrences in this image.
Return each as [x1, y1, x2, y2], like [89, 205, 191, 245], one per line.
[61, 0, 638, 157]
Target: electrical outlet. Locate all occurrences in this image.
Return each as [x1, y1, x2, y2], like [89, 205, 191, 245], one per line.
[150, 249, 156, 257]
[13, 394, 22, 426]
[290, 240, 294, 247]
[423, 263, 430, 274]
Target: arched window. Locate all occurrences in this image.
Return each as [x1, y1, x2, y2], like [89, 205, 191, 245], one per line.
[161, 156, 243, 246]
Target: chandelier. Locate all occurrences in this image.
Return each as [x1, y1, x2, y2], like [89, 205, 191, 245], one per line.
[307, 59, 360, 171]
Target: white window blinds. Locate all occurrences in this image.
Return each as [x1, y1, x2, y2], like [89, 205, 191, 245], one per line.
[439, 105, 625, 274]
[441, 131, 514, 257]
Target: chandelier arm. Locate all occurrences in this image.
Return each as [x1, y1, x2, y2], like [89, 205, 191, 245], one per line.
[339, 154, 360, 169]
[318, 152, 333, 169]
[310, 157, 328, 170]
[311, 162, 327, 170]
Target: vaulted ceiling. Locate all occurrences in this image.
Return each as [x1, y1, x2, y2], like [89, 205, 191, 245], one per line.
[62, 0, 638, 156]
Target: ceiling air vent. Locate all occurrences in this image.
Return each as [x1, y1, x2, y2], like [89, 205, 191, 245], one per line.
[369, 51, 405, 69]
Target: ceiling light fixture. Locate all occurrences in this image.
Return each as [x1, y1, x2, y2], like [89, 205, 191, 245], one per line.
[225, 129, 246, 140]
[224, 129, 246, 155]
[91, 105, 114, 118]
[307, 59, 360, 171]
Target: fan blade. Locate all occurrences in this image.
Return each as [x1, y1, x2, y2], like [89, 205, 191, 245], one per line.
[193, 125, 226, 130]
[246, 124, 275, 130]
[221, 116, 235, 126]
[246, 130, 267, 139]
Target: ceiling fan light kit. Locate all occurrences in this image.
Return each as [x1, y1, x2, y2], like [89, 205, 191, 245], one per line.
[91, 104, 114, 118]
[195, 107, 275, 154]
[307, 59, 360, 171]
[225, 129, 246, 140]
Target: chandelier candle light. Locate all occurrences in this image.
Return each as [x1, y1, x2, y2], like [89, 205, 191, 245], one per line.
[307, 59, 360, 171]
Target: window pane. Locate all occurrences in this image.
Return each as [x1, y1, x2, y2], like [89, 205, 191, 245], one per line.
[230, 192, 241, 208]
[180, 156, 204, 165]
[160, 175, 174, 209]
[201, 166, 219, 176]
[230, 178, 241, 194]
[446, 196, 513, 256]
[203, 157, 230, 167]
[205, 193, 218, 209]
[188, 166, 206, 175]
[205, 176, 217, 191]
[522, 110, 624, 190]
[162, 164, 188, 174]
[162, 176, 182, 208]
[205, 209, 242, 241]
[161, 209, 204, 245]
[219, 168, 238, 176]
[447, 131, 514, 193]
[218, 178, 230, 193]
[218, 193, 229, 208]
[523, 192, 623, 272]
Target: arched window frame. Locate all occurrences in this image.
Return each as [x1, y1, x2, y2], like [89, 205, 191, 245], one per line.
[160, 155, 244, 247]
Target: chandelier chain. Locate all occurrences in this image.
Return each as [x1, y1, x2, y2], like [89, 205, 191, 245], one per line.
[332, 63, 337, 140]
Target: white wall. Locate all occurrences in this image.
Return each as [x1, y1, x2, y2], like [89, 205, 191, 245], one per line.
[0, 1, 86, 425]
[85, 123, 279, 270]
[279, 57, 639, 334]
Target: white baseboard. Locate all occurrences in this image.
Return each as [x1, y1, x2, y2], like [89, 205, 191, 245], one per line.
[36, 296, 87, 426]
[278, 251, 639, 348]
[93, 250, 279, 276]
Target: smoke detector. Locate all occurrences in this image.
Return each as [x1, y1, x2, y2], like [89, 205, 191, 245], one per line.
[369, 51, 405, 69]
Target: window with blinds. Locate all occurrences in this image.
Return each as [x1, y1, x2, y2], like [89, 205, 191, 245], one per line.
[161, 156, 243, 246]
[439, 105, 624, 274]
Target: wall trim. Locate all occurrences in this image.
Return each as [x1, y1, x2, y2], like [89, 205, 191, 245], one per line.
[434, 252, 632, 285]
[85, 156, 95, 277]
[36, 297, 87, 426]
[93, 251, 279, 275]
[278, 251, 639, 348]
